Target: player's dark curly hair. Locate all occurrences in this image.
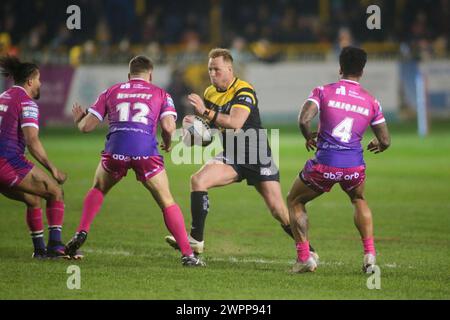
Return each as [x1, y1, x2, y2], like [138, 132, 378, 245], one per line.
[0, 56, 39, 85]
[339, 46, 367, 77]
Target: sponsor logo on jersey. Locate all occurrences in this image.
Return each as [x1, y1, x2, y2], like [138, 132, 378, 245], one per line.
[336, 86, 346, 95]
[133, 84, 147, 89]
[22, 106, 39, 120]
[237, 95, 253, 104]
[323, 171, 360, 181]
[166, 95, 175, 108]
[260, 167, 273, 176]
[112, 153, 150, 161]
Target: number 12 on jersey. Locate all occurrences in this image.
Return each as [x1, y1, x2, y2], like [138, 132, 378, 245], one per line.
[116, 102, 150, 124]
[332, 117, 354, 143]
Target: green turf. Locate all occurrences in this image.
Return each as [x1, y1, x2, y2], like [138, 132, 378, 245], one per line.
[1, 122, 449, 299]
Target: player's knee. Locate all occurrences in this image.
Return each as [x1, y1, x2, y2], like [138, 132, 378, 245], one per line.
[157, 192, 175, 209]
[57, 187, 64, 201]
[287, 192, 308, 207]
[44, 184, 64, 202]
[160, 199, 176, 210]
[190, 173, 207, 191]
[286, 192, 295, 207]
[270, 205, 289, 224]
[350, 193, 366, 203]
[25, 195, 41, 209]
[92, 180, 109, 194]
[267, 197, 286, 216]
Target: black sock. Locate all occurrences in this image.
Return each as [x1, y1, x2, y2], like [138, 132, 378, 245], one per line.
[281, 224, 316, 252]
[190, 191, 209, 242]
[31, 231, 46, 251]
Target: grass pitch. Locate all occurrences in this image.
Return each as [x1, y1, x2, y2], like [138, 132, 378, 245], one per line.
[1, 122, 449, 299]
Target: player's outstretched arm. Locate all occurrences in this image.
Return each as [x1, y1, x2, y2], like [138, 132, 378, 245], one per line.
[72, 103, 100, 133]
[368, 122, 391, 154]
[160, 115, 176, 152]
[22, 126, 67, 184]
[298, 101, 319, 151]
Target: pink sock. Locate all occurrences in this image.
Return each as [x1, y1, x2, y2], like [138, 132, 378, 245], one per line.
[163, 204, 193, 256]
[77, 188, 104, 233]
[362, 237, 376, 255]
[26, 208, 44, 233]
[46, 200, 64, 227]
[296, 241, 310, 262]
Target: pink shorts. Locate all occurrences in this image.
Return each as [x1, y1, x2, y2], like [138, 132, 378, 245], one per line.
[300, 159, 366, 193]
[0, 155, 34, 187]
[101, 152, 165, 182]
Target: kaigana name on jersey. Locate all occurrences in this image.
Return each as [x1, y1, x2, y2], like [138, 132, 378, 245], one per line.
[328, 100, 369, 116]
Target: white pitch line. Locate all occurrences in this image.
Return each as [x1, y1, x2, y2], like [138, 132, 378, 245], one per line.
[384, 263, 398, 268]
[84, 248, 132, 256]
[83, 248, 413, 269]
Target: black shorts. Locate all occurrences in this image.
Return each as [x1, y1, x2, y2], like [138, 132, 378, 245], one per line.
[214, 152, 280, 186]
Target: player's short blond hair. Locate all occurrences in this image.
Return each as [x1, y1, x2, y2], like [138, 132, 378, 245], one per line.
[208, 48, 233, 63]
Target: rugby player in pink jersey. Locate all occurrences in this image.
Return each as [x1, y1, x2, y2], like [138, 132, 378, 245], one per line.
[0, 56, 67, 259]
[287, 47, 391, 273]
[65, 56, 205, 267]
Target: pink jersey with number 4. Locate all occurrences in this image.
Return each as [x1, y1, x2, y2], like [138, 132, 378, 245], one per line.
[306, 79, 385, 168]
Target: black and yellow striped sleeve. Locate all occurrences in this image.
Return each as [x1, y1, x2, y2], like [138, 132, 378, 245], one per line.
[232, 88, 256, 113]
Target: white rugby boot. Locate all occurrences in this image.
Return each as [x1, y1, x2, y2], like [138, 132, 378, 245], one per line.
[165, 234, 204, 254]
[362, 253, 376, 273]
[310, 251, 320, 264]
[292, 255, 318, 273]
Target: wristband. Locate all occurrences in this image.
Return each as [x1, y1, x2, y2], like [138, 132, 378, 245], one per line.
[211, 110, 219, 124]
[203, 109, 211, 117]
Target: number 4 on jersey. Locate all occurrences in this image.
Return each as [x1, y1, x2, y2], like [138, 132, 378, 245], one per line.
[332, 117, 354, 143]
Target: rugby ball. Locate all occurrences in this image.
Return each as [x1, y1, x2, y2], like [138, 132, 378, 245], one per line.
[182, 115, 213, 147]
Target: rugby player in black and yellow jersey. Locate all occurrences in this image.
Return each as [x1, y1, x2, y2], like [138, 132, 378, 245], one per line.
[165, 48, 316, 257]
